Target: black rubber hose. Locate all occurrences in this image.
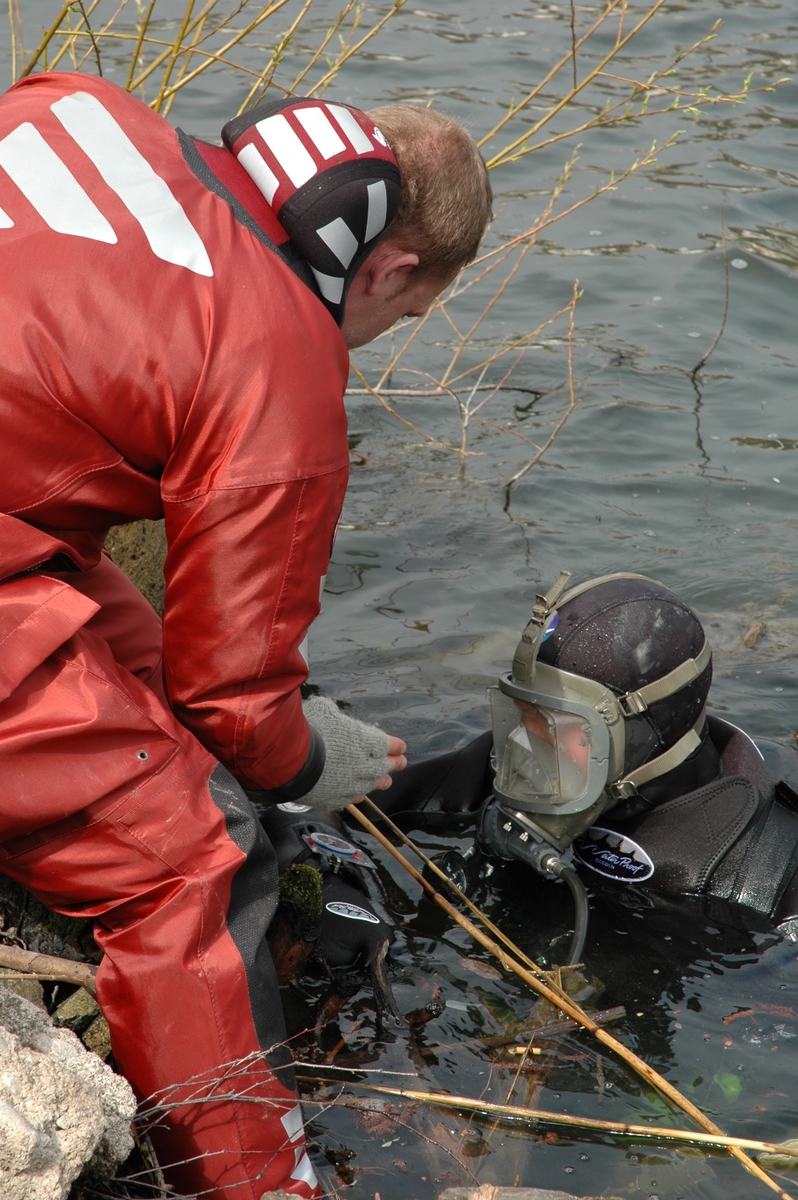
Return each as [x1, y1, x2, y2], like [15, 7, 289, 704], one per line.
[547, 861, 589, 966]
[561, 865, 590, 966]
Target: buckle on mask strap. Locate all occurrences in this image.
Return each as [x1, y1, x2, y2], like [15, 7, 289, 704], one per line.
[512, 570, 572, 685]
[608, 711, 707, 801]
[617, 639, 712, 717]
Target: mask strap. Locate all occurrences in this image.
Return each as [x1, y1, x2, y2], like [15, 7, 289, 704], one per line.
[616, 638, 712, 717]
[609, 711, 707, 800]
[511, 570, 572, 685]
[557, 571, 661, 609]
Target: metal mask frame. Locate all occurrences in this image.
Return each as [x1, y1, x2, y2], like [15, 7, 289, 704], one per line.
[491, 663, 627, 815]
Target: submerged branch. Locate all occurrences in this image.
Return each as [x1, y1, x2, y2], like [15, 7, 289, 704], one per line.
[692, 210, 730, 377]
[330, 1081, 798, 1163]
[349, 365, 483, 457]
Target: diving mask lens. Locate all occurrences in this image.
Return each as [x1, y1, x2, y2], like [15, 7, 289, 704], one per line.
[490, 689, 593, 808]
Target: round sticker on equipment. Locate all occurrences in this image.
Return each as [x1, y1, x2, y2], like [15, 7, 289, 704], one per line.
[325, 901, 380, 924]
[277, 802, 312, 813]
[305, 832, 358, 858]
[573, 826, 654, 882]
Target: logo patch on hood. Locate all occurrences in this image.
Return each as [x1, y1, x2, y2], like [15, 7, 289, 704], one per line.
[573, 826, 654, 882]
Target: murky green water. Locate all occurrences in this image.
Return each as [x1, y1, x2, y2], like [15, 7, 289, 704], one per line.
[3, 3, 798, 1196]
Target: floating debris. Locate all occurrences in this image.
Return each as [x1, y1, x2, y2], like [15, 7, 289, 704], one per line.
[739, 620, 765, 648]
[459, 957, 503, 982]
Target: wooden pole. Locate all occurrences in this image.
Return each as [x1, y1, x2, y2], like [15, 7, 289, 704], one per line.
[323, 1080, 798, 1162]
[0, 945, 97, 997]
[345, 802, 791, 1199]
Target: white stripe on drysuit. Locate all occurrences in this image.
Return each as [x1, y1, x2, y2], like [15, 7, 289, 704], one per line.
[0, 121, 117, 243]
[0, 94, 213, 274]
[50, 92, 212, 277]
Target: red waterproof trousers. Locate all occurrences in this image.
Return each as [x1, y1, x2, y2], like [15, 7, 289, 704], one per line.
[0, 552, 320, 1200]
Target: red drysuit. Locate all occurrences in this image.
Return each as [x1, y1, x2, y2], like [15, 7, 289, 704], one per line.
[0, 70, 383, 1199]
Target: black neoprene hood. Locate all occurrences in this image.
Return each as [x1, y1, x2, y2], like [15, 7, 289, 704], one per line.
[538, 576, 712, 775]
[222, 98, 401, 325]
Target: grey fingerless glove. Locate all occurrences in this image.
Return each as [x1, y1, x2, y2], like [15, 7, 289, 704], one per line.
[301, 696, 390, 812]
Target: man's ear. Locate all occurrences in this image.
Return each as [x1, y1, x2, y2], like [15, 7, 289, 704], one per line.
[362, 244, 420, 295]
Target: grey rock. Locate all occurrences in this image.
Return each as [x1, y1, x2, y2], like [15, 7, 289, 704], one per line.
[0, 986, 136, 1200]
[0, 872, 100, 964]
[0, 977, 46, 1010]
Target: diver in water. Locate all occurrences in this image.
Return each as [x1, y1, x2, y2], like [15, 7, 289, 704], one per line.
[262, 572, 798, 1000]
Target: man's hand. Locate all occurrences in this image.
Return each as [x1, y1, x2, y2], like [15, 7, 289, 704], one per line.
[302, 698, 407, 811]
[371, 734, 407, 791]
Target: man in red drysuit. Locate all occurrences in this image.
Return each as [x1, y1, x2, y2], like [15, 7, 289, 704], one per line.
[0, 73, 492, 1199]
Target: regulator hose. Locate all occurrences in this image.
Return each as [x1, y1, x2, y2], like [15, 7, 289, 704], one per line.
[544, 857, 589, 967]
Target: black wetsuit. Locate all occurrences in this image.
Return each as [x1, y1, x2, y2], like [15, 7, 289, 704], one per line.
[363, 717, 798, 932]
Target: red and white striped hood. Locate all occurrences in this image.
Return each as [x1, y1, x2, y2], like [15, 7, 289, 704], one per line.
[221, 98, 401, 325]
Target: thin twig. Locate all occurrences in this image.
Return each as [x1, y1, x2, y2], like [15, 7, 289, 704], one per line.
[569, 0, 577, 90]
[126, 0, 157, 90]
[163, 0, 296, 105]
[289, 0, 356, 93]
[349, 365, 483, 457]
[7, 0, 17, 83]
[127, 0, 219, 92]
[691, 209, 730, 377]
[306, 0, 408, 97]
[75, 0, 103, 75]
[505, 279, 581, 486]
[152, 0, 197, 113]
[20, 1, 74, 76]
[345, 385, 544, 398]
[487, 0, 671, 169]
[477, 0, 625, 148]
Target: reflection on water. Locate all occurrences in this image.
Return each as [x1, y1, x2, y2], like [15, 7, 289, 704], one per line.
[3, 2, 798, 1196]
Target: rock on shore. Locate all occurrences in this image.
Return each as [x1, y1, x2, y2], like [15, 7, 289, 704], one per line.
[0, 986, 136, 1200]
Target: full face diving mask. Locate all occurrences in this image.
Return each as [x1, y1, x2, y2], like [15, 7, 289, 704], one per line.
[488, 571, 712, 852]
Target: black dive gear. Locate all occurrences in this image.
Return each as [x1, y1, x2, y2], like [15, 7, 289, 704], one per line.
[490, 572, 714, 852]
[368, 568, 798, 939]
[257, 800, 398, 1015]
[593, 715, 798, 927]
[369, 714, 798, 932]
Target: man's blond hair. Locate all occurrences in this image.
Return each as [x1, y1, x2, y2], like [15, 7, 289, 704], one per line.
[367, 105, 492, 279]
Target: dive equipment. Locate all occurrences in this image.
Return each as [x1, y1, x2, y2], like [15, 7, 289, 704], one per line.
[490, 572, 713, 850]
[258, 798, 402, 1022]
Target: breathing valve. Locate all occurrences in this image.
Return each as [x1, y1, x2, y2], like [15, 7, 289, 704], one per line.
[478, 798, 574, 878]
